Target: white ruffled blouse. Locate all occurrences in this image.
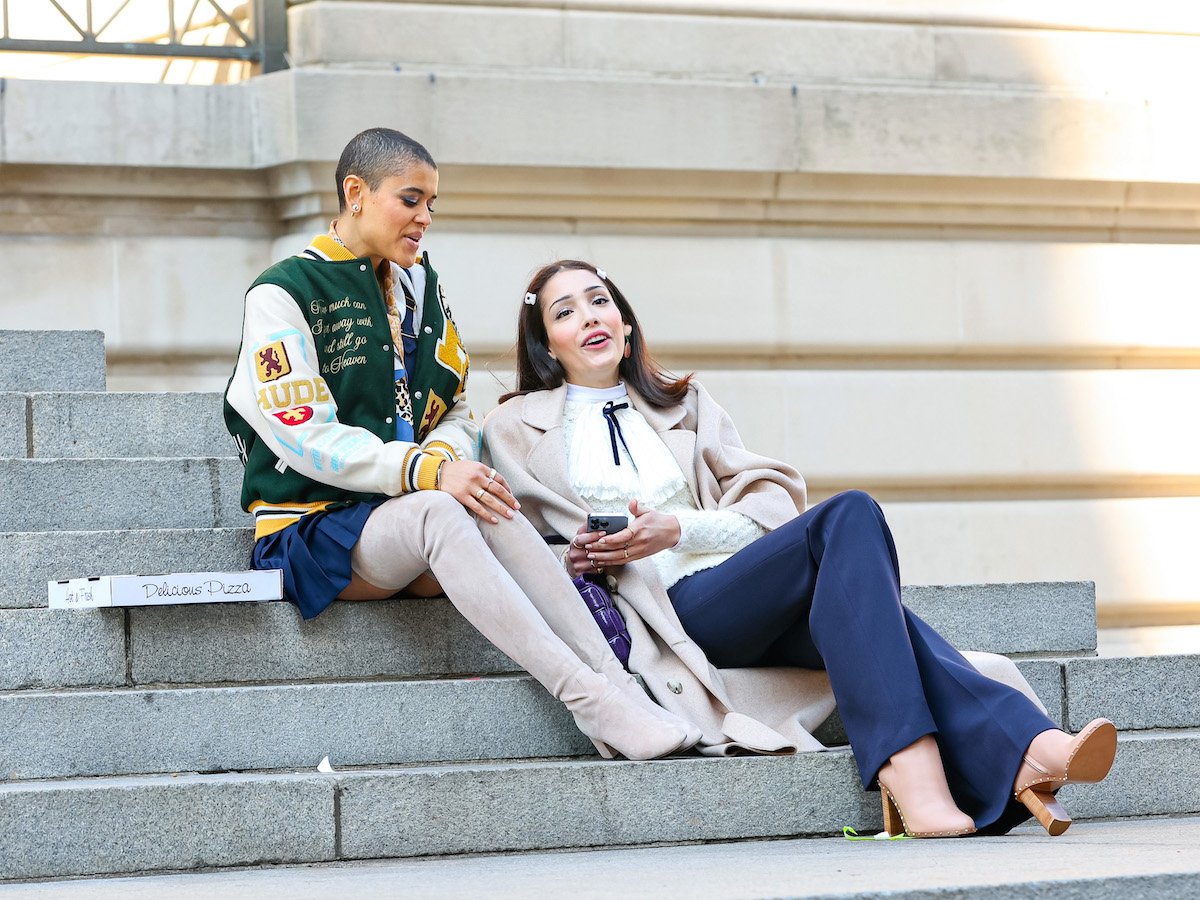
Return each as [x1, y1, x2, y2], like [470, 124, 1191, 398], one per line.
[563, 382, 766, 589]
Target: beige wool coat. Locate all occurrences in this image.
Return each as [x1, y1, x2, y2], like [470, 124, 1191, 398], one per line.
[482, 381, 1045, 760]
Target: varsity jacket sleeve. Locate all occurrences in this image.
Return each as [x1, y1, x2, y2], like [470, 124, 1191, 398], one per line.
[228, 282, 462, 495]
[420, 406, 479, 463]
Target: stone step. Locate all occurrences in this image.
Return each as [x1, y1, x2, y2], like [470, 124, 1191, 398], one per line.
[0, 581, 1097, 690]
[0, 676, 591, 781]
[22, 391, 231, 460]
[28, 817, 1200, 899]
[6, 652, 1196, 783]
[1, 729, 1195, 882]
[0, 331, 105, 393]
[0, 394, 25, 459]
[0, 528, 253, 610]
[1063, 654, 1200, 732]
[12, 369, 1200, 493]
[0, 458, 247, 532]
[4, 451, 1198, 623]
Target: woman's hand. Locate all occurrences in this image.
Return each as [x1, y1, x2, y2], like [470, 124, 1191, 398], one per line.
[437, 460, 520, 524]
[585, 499, 680, 568]
[564, 524, 605, 577]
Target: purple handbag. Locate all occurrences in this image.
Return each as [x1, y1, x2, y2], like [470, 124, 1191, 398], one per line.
[572, 574, 632, 668]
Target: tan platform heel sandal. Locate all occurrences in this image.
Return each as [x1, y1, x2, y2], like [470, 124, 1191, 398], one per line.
[876, 775, 977, 838]
[1014, 718, 1118, 836]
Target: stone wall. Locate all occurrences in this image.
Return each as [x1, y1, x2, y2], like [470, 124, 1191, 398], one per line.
[3, 0, 1199, 625]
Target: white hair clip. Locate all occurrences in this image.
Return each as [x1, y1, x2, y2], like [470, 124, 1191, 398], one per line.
[595, 268, 607, 280]
[524, 292, 537, 305]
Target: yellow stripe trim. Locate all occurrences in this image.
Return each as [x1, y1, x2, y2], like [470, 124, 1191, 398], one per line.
[424, 440, 459, 462]
[249, 499, 334, 514]
[254, 515, 302, 540]
[310, 234, 357, 262]
[250, 499, 334, 540]
[401, 446, 423, 493]
[414, 453, 443, 491]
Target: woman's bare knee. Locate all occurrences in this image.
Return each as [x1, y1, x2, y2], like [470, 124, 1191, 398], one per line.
[338, 571, 398, 601]
[338, 569, 442, 600]
[402, 572, 443, 597]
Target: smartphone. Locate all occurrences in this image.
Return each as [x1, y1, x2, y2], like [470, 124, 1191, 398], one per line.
[587, 514, 629, 534]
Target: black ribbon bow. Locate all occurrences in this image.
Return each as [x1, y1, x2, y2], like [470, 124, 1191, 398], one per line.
[601, 401, 632, 466]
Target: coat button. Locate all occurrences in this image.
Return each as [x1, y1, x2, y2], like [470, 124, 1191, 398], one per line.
[385, 417, 393, 424]
[382, 344, 390, 352]
[424, 325, 433, 334]
[667, 680, 683, 694]
[414, 391, 422, 399]
[359, 264, 367, 271]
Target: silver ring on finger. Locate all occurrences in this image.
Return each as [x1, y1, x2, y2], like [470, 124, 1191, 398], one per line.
[488, 468, 497, 480]
[475, 487, 487, 500]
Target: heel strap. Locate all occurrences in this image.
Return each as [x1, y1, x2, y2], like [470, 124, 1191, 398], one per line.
[1014, 753, 1066, 795]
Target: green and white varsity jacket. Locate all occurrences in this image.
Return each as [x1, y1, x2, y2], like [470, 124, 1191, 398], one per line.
[223, 234, 478, 540]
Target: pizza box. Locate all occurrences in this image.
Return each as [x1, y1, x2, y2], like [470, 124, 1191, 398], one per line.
[48, 569, 284, 610]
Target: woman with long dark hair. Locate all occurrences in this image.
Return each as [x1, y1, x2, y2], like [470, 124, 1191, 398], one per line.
[483, 259, 1118, 837]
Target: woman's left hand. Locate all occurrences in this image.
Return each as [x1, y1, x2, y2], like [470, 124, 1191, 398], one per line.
[586, 499, 680, 567]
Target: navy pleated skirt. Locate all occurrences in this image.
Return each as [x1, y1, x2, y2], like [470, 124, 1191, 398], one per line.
[251, 499, 386, 620]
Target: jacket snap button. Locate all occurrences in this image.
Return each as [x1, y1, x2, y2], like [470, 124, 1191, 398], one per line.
[359, 264, 367, 271]
[385, 417, 393, 424]
[382, 344, 390, 352]
[414, 391, 422, 399]
[667, 680, 683, 694]
[424, 325, 433, 334]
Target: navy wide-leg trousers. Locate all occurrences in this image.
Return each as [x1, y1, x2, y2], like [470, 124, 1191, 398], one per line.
[667, 490, 1057, 832]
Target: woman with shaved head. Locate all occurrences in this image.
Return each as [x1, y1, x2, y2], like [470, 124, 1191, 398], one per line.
[224, 128, 701, 760]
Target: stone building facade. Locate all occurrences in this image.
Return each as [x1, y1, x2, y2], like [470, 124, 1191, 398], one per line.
[3, 0, 1200, 628]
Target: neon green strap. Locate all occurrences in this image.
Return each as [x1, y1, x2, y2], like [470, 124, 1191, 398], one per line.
[842, 826, 911, 841]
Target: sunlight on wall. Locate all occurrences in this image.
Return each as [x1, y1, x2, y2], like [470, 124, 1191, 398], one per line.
[0, 2, 253, 84]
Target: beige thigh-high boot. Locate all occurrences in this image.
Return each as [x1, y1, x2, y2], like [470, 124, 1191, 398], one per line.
[350, 491, 689, 760]
[476, 513, 702, 746]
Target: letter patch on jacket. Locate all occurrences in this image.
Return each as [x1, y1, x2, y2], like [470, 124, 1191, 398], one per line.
[255, 341, 292, 383]
[272, 406, 314, 427]
[434, 317, 468, 380]
[419, 390, 448, 438]
[256, 377, 331, 412]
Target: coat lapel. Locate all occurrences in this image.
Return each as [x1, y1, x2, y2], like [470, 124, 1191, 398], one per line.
[519, 384, 591, 517]
[627, 386, 700, 503]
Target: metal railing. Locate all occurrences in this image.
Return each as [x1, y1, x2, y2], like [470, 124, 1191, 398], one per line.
[0, 0, 286, 73]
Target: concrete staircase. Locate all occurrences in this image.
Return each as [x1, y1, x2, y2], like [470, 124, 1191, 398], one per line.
[1, 330, 1198, 883]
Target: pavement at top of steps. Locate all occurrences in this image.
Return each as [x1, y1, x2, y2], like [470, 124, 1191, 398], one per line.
[2, 816, 1197, 899]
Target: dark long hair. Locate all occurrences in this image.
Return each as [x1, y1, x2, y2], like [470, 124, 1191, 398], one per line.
[501, 260, 693, 408]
